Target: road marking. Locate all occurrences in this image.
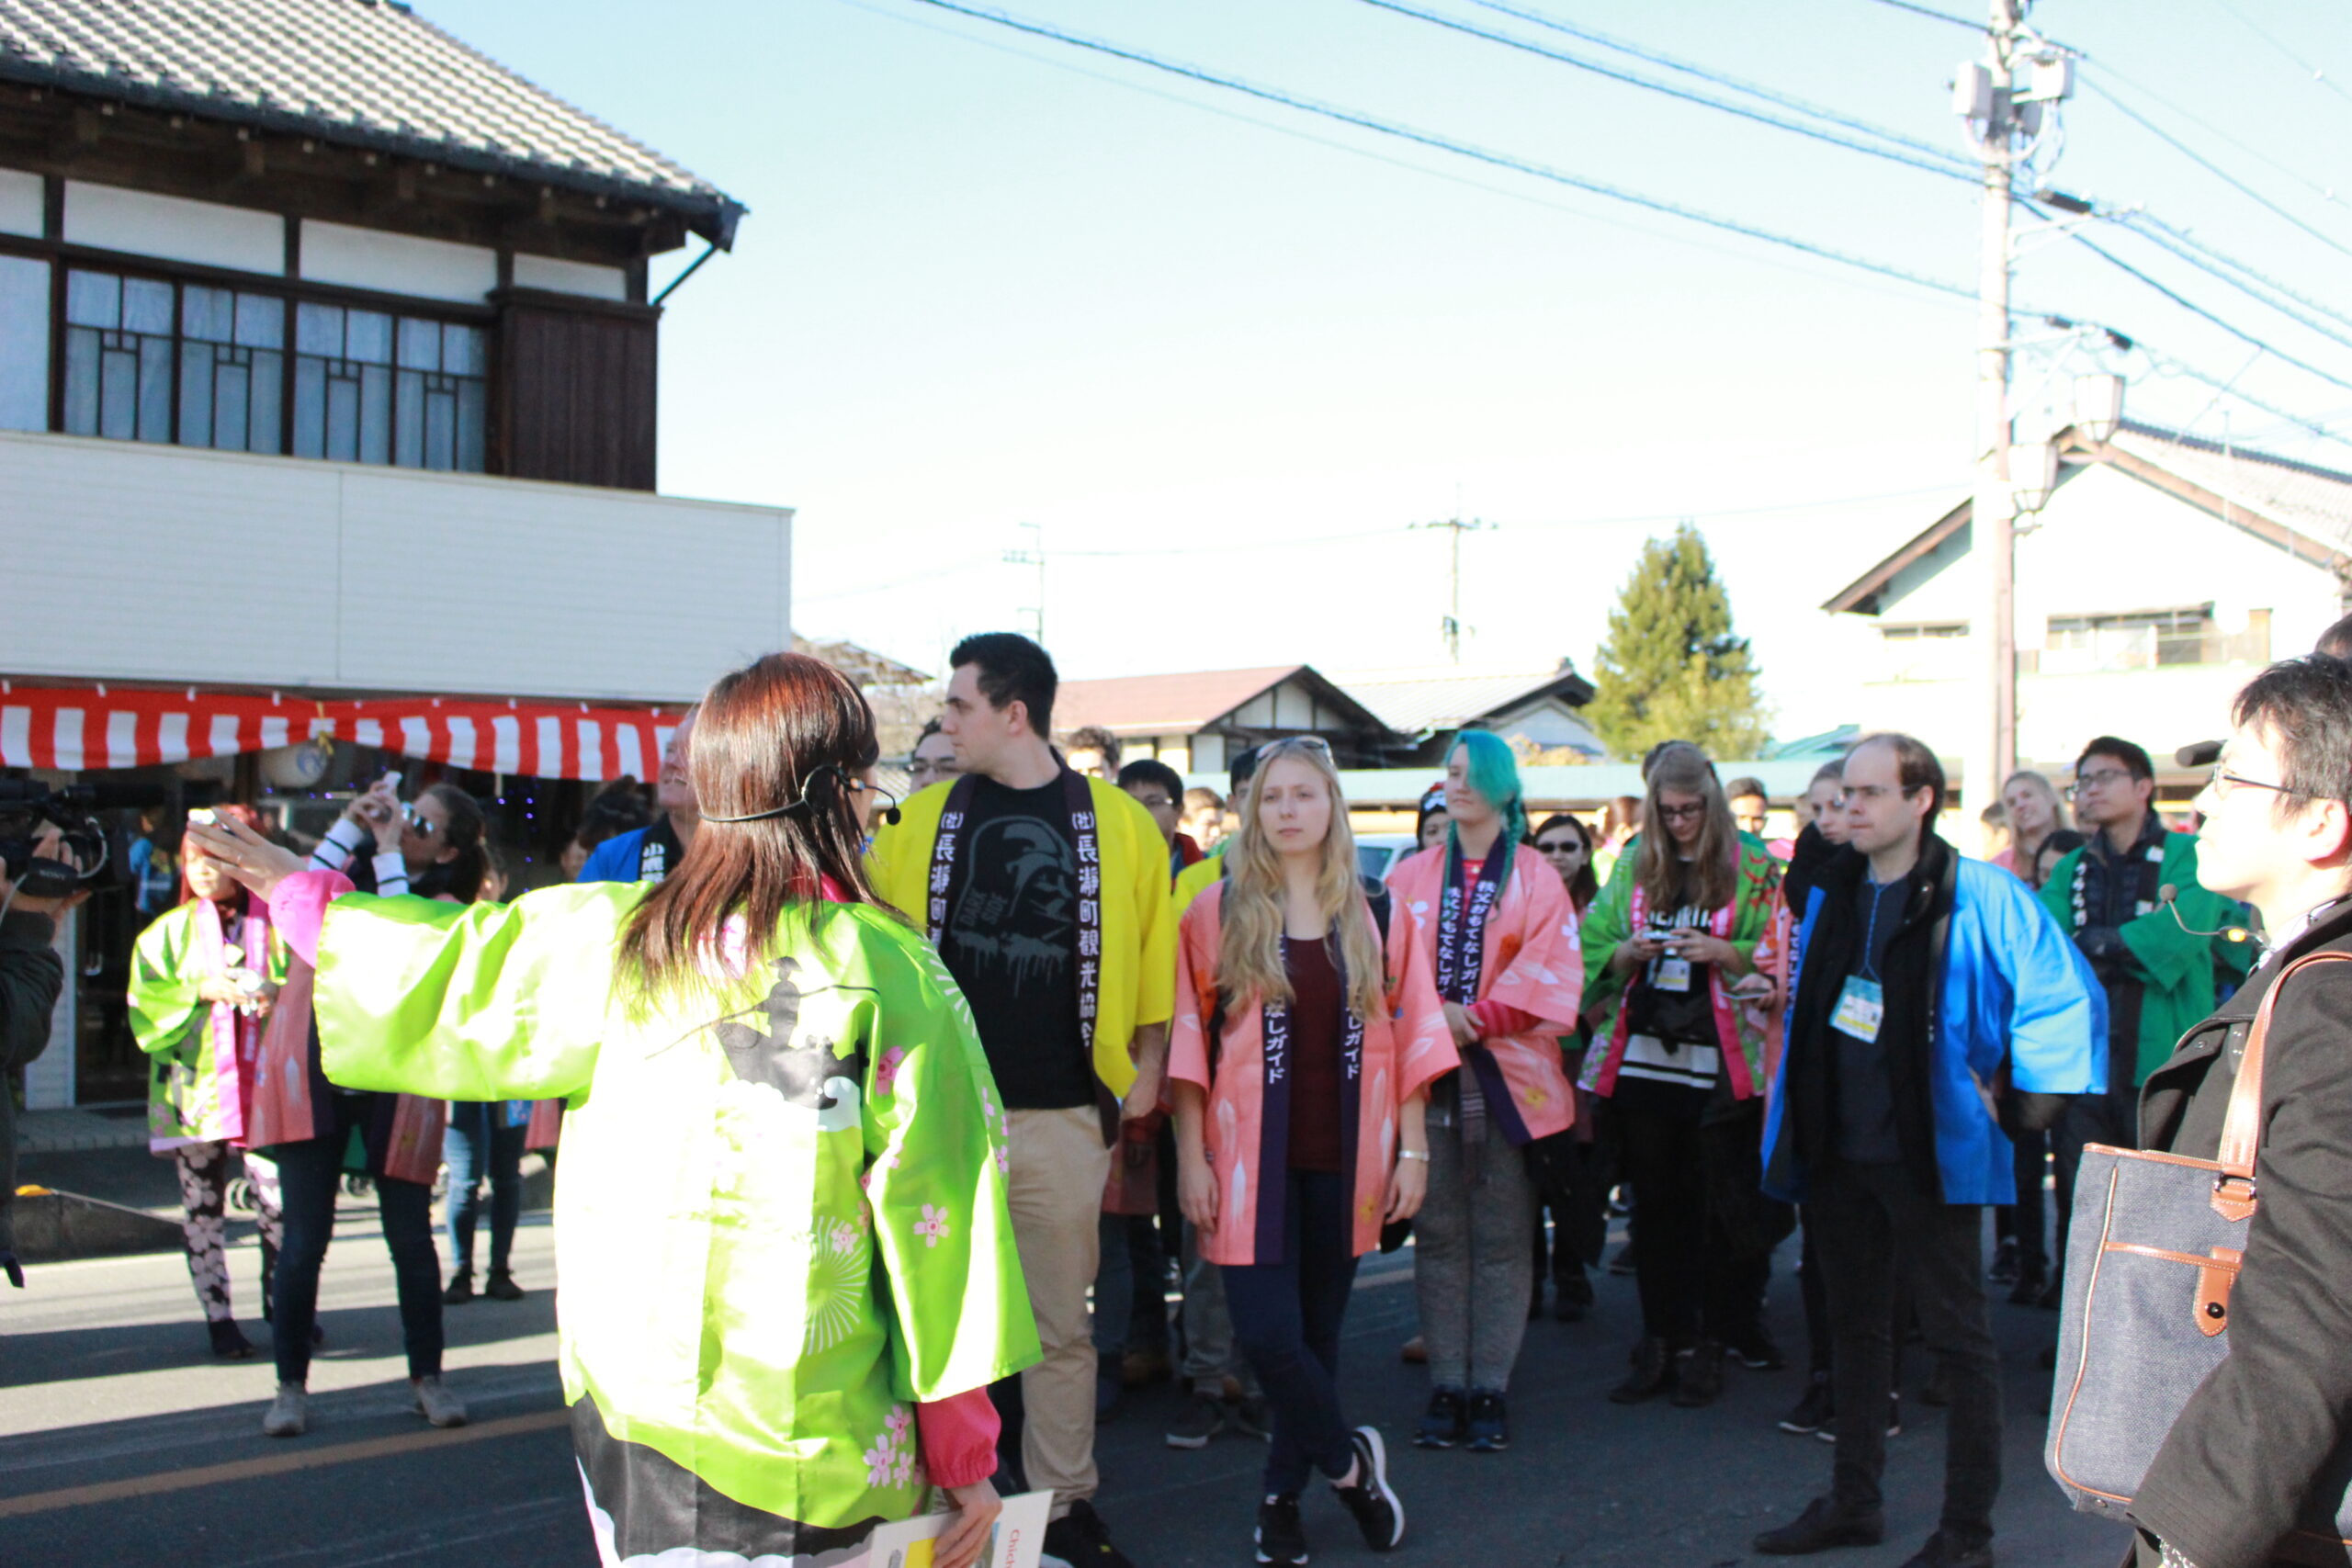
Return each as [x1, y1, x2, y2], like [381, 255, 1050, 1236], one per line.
[0, 1406, 571, 1517]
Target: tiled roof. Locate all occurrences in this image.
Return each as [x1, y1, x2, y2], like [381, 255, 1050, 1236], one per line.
[2108, 421, 2352, 554]
[0, 0, 743, 243]
[1054, 666, 1311, 737]
[1328, 663, 1595, 737]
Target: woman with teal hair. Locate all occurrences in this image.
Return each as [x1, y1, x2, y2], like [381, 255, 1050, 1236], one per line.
[1385, 730, 1586, 1453]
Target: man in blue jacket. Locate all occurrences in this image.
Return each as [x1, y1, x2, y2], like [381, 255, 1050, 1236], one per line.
[1756, 732, 2103, 1568]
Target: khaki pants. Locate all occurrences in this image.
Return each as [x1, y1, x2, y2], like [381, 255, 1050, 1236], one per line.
[1006, 1105, 1116, 1517]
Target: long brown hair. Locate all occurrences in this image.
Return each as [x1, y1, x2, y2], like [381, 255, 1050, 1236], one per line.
[1634, 747, 1737, 915]
[1217, 739, 1386, 1021]
[617, 653, 888, 1013]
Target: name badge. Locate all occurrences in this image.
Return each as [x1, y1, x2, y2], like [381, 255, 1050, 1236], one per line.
[1832, 976, 1884, 1043]
[1654, 956, 1693, 993]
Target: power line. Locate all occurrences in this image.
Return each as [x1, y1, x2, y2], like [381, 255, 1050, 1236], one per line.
[2065, 228, 2352, 395]
[2205, 0, 2352, 108]
[894, 0, 1976, 300]
[1861, 0, 1982, 30]
[2080, 75, 2352, 257]
[1351, 0, 1977, 184]
[2083, 62, 2350, 217]
[1464, 0, 1966, 165]
[2121, 214, 2352, 344]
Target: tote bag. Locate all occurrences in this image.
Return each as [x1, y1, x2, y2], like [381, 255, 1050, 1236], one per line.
[2045, 950, 2352, 1560]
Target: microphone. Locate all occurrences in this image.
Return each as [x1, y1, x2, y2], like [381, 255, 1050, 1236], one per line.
[2158, 884, 2254, 944]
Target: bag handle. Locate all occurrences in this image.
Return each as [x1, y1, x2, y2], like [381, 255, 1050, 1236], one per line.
[2211, 950, 2352, 1219]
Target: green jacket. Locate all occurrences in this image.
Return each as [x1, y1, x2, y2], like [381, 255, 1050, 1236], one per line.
[127, 899, 288, 1147]
[2041, 832, 2253, 1087]
[1578, 837, 1781, 1099]
[311, 882, 1039, 1539]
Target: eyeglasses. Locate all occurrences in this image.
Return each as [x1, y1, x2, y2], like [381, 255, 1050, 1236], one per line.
[2064, 769, 2136, 800]
[2206, 762, 2300, 802]
[1655, 802, 1707, 823]
[1257, 736, 1331, 758]
[402, 807, 438, 837]
[1535, 838, 1586, 855]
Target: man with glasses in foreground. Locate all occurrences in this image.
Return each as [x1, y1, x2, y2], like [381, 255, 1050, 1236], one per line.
[2039, 738, 2250, 1296]
[2120, 655, 2352, 1568]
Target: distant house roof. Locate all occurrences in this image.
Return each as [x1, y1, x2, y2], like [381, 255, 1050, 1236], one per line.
[1055, 665, 1391, 739]
[1825, 420, 2352, 615]
[794, 637, 930, 689]
[0, 0, 744, 245]
[1330, 662, 1597, 738]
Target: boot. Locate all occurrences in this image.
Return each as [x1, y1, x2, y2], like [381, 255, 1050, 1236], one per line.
[1608, 1337, 1678, 1404]
[1670, 1339, 1726, 1407]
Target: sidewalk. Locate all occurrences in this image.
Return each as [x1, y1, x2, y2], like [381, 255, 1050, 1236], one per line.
[16, 1104, 151, 1156]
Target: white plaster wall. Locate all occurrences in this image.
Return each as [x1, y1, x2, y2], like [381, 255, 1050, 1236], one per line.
[301, 220, 496, 303]
[0, 430, 792, 703]
[514, 254, 628, 301]
[63, 181, 283, 275]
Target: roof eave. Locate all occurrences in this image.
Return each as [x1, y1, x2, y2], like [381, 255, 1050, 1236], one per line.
[1, 62, 749, 249]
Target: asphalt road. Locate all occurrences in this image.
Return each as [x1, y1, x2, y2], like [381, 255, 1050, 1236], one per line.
[0, 1193, 2128, 1568]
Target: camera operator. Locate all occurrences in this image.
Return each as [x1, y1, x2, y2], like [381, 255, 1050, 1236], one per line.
[1, 825, 93, 1288]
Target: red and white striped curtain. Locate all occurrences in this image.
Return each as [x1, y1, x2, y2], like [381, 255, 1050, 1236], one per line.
[0, 685, 679, 784]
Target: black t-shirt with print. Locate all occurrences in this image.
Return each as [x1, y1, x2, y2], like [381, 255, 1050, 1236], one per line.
[939, 776, 1091, 1110]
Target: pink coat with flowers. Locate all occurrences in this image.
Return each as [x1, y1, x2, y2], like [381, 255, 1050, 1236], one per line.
[1385, 843, 1586, 1143]
[1170, 883, 1457, 1268]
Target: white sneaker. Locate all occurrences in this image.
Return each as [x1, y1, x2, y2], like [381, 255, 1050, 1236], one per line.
[262, 1383, 308, 1438]
[411, 1374, 469, 1428]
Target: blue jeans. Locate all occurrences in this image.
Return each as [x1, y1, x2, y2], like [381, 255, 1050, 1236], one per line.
[1220, 1169, 1361, 1496]
[444, 1101, 527, 1277]
[270, 1096, 442, 1385]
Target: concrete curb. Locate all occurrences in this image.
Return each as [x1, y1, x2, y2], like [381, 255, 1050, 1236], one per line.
[10, 1186, 187, 1263]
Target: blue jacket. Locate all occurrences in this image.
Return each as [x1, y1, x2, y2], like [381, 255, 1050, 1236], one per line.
[1763, 849, 2105, 1207]
[577, 828, 648, 885]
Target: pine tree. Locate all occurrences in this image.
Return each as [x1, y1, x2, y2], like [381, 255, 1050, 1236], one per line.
[1585, 522, 1771, 761]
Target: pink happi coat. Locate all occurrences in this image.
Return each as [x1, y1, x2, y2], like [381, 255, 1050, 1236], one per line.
[1386, 842, 1586, 1143]
[245, 956, 445, 1186]
[1170, 883, 1457, 1268]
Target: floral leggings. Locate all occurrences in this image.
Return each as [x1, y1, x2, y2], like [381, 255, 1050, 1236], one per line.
[173, 1141, 284, 1323]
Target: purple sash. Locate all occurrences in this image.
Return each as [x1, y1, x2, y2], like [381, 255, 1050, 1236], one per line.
[1436, 844, 1531, 1149]
[1254, 939, 1367, 1264]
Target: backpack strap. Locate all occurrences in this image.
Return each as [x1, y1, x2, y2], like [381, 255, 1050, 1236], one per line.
[2212, 949, 2352, 1220]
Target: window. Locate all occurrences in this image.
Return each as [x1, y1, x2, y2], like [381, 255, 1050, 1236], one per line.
[62, 268, 284, 451]
[51, 265, 485, 472]
[2041, 606, 2268, 672]
[1880, 621, 1969, 640]
[293, 302, 485, 471]
[0, 254, 46, 433]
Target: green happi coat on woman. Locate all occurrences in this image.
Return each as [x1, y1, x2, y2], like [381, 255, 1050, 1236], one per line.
[305, 877, 1038, 1564]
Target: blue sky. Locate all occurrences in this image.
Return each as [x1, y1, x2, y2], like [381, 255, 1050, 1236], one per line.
[435, 0, 2352, 738]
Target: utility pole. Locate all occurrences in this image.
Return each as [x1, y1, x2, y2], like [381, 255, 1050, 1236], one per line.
[1960, 1, 2023, 817]
[1003, 522, 1045, 646]
[1413, 514, 1487, 663]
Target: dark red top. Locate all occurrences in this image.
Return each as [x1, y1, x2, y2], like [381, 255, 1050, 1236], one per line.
[1283, 935, 1346, 1173]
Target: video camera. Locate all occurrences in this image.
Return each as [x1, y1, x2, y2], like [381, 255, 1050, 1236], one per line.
[0, 778, 164, 900]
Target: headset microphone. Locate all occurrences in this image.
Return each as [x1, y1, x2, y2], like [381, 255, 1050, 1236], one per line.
[2157, 884, 2255, 944]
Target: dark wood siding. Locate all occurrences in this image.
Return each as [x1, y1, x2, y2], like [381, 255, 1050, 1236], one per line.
[496, 292, 658, 491]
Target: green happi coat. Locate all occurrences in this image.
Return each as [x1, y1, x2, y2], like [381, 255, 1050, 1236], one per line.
[127, 899, 288, 1149]
[309, 881, 1039, 1554]
[2040, 832, 2254, 1088]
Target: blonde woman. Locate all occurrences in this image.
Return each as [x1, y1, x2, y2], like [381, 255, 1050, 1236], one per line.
[1170, 739, 1454, 1566]
[1991, 770, 2068, 887]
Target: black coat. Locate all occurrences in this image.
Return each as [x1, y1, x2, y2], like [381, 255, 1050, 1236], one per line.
[2129, 894, 2352, 1568]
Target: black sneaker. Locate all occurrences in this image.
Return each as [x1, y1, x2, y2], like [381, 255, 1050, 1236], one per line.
[1729, 1324, 1787, 1370]
[483, 1269, 525, 1302]
[2007, 1260, 2047, 1307]
[1043, 1499, 1134, 1568]
[208, 1318, 254, 1359]
[442, 1270, 474, 1306]
[1413, 1387, 1466, 1449]
[1899, 1530, 1996, 1568]
[1165, 1390, 1226, 1450]
[1555, 1271, 1592, 1322]
[1331, 1426, 1405, 1550]
[1671, 1340, 1726, 1408]
[1753, 1496, 1887, 1555]
[1609, 1337, 1677, 1404]
[1779, 1373, 1834, 1435]
[1815, 1392, 1901, 1442]
[1987, 1240, 2019, 1285]
[1464, 1389, 1510, 1452]
[1255, 1494, 1307, 1566]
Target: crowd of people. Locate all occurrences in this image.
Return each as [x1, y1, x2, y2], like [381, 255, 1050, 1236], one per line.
[71, 616, 2352, 1568]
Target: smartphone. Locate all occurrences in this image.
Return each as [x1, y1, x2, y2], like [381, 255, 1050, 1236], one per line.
[187, 807, 219, 827]
[379, 771, 402, 793]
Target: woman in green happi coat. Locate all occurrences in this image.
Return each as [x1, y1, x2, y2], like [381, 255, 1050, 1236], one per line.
[191, 653, 1038, 1568]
